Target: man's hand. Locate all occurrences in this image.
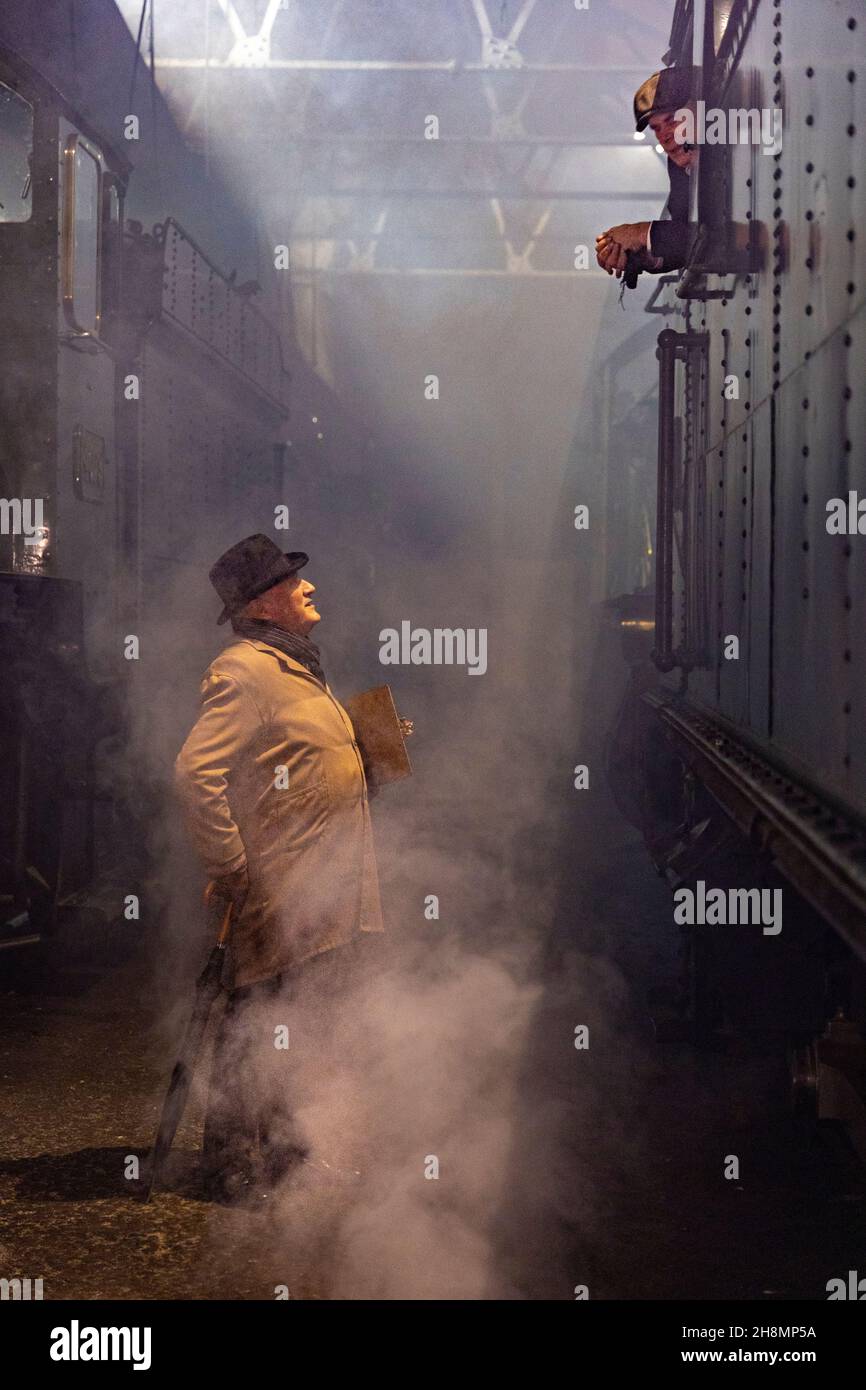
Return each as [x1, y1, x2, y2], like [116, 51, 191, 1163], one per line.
[209, 862, 250, 910]
[596, 238, 628, 276]
[596, 222, 653, 276]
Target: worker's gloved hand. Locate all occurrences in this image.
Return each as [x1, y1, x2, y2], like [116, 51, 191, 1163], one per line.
[209, 863, 250, 910]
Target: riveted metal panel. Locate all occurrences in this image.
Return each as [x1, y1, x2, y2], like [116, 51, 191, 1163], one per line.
[138, 318, 285, 657]
[715, 56, 774, 440]
[163, 218, 195, 331]
[772, 365, 841, 780]
[717, 419, 751, 723]
[227, 288, 244, 375]
[779, 2, 862, 386]
[641, 0, 866, 950]
[848, 304, 866, 806]
[207, 266, 229, 361]
[158, 218, 288, 411]
[768, 302, 862, 818]
[746, 396, 772, 737]
[54, 116, 119, 673]
[654, 0, 865, 776]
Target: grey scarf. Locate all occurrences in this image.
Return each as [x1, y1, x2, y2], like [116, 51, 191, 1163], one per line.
[231, 617, 327, 687]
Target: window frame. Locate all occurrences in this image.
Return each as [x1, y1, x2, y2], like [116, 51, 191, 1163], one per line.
[61, 131, 104, 337]
[0, 77, 35, 224]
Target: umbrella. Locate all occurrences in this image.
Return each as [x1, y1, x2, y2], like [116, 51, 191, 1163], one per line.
[141, 887, 233, 1202]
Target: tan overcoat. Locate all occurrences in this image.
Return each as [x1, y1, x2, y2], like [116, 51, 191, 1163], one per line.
[175, 637, 384, 988]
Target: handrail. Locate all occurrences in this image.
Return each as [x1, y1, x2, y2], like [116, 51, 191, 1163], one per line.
[645, 274, 681, 316]
[654, 329, 679, 672]
[653, 328, 709, 674]
[154, 216, 289, 412]
[713, 0, 762, 103]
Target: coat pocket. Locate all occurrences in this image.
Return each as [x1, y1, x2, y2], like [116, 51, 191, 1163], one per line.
[265, 776, 331, 854]
[249, 778, 331, 920]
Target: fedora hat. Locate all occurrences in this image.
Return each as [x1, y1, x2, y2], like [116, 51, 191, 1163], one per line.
[633, 66, 698, 131]
[210, 533, 309, 625]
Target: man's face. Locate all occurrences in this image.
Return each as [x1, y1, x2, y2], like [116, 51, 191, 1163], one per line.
[257, 574, 321, 635]
[649, 107, 697, 170]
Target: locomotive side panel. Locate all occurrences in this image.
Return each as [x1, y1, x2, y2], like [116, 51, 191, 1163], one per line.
[117, 214, 291, 677]
[692, 1, 777, 734]
[852, 309, 866, 792]
[138, 326, 286, 663]
[774, 365, 849, 780]
[665, 0, 865, 823]
[716, 418, 752, 724]
[54, 118, 122, 674]
[779, 4, 862, 386]
[766, 3, 864, 814]
[672, 6, 776, 728]
[746, 400, 772, 738]
[0, 18, 294, 941]
[0, 61, 59, 581]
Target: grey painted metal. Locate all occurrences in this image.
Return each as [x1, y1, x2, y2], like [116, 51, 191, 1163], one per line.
[647, 691, 866, 960]
[136, 314, 286, 670]
[647, 0, 866, 881]
[54, 116, 120, 675]
[159, 218, 287, 411]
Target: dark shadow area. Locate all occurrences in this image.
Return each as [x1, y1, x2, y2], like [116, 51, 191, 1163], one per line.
[0, 1145, 212, 1204]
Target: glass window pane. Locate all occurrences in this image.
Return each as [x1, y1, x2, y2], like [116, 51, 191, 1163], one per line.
[72, 144, 100, 332]
[0, 81, 33, 223]
[101, 180, 121, 329]
[713, 0, 736, 55]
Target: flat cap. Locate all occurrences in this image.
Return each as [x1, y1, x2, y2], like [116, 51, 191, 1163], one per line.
[633, 66, 698, 131]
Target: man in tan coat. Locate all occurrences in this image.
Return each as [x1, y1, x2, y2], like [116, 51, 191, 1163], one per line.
[175, 533, 384, 1201]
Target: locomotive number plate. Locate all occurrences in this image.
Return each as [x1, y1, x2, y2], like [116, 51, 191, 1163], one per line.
[72, 425, 106, 502]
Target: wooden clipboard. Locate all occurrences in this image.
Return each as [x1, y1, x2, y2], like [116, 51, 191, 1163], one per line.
[343, 685, 412, 791]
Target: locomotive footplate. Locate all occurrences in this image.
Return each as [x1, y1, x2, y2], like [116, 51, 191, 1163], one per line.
[643, 691, 866, 967]
[640, 692, 866, 1159]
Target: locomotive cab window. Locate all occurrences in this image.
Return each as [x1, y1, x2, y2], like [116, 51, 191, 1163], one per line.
[0, 81, 33, 223]
[100, 175, 123, 336]
[62, 134, 102, 335]
[699, 0, 761, 277]
[710, 0, 736, 54]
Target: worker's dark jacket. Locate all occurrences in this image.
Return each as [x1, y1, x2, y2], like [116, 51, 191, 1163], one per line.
[648, 160, 694, 272]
